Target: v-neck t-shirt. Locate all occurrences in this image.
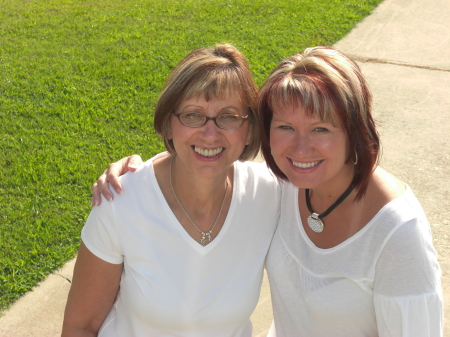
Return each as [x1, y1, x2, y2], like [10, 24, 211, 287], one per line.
[81, 155, 281, 337]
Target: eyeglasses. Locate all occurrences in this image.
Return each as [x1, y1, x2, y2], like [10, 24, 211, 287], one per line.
[173, 110, 249, 130]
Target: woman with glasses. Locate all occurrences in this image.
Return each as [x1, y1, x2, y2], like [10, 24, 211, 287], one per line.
[62, 44, 281, 337]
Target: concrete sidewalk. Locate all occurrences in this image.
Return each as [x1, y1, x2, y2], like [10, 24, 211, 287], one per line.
[334, 2, 450, 335]
[1, 0, 449, 335]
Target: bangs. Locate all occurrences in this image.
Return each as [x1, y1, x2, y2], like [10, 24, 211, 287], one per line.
[259, 46, 378, 200]
[267, 72, 339, 125]
[181, 66, 246, 104]
[154, 43, 260, 161]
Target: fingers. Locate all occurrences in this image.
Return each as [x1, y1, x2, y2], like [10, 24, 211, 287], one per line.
[104, 162, 124, 196]
[126, 154, 143, 171]
[106, 155, 143, 194]
[91, 182, 102, 206]
[91, 155, 144, 206]
[91, 169, 114, 206]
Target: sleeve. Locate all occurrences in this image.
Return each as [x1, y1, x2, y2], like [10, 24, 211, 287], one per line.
[373, 216, 443, 337]
[81, 200, 123, 264]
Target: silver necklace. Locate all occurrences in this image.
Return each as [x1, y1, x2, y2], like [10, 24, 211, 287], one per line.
[169, 156, 228, 246]
[305, 184, 354, 233]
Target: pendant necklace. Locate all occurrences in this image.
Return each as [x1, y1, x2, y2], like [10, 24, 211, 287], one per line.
[305, 183, 354, 233]
[169, 156, 228, 246]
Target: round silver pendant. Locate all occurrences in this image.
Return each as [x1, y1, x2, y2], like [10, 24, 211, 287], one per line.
[307, 214, 324, 233]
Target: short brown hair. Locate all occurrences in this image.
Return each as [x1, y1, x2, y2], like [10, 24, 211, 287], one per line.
[259, 46, 380, 200]
[153, 44, 260, 161]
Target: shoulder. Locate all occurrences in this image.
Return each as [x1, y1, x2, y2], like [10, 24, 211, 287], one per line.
[116, 157, 155, 189]
[367, 167, 430, 223]
[367, 176, 431, 254]
[235, 160, 278, 184]
[106, 157, 157, 207]
[366, 176, 440, 296]
[359, 168, 432, 249]
[370, 167, 406, 201]
[359, 167, 407, 223]
[233, 161, 281, 208]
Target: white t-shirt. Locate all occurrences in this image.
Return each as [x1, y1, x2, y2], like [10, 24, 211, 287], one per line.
[266, 182, 442, 337]
[82, 156, 280, 337]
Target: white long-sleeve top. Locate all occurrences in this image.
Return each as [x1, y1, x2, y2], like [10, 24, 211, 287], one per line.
[266, 182, 442, 337]
[82, 157, 280, 337]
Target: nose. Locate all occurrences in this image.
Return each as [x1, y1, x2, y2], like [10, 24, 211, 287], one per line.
[291, 132, 312, 155]
[200, 119, 222, 140]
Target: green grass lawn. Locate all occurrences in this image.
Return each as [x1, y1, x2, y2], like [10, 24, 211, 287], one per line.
[0, 0, 383, 312]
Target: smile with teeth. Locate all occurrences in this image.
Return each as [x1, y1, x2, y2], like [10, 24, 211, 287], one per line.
[291, 159, 322, 168]
[194, 146, 224, 157]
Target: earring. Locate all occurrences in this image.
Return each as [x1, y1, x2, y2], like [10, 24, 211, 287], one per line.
[352, 150, 358, 165]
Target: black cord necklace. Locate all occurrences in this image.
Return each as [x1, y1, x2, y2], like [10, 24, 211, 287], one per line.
[305, 184, 354, 233]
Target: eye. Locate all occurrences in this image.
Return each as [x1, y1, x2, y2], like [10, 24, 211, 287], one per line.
[314, 127, 329, 132]
[270, 122, 293, 130]
[182, 111, 203, 119]
[219, 113, 240, 120]
[278, 125, 294, 130]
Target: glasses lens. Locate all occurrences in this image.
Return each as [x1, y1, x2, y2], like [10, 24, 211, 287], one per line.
[217, 114, 243, 129]
[179, 112, 205, 127]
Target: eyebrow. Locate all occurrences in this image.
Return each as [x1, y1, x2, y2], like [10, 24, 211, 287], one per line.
[180, 105, 242, 113]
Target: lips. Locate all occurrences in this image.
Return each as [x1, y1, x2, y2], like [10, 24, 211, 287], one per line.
[194, 146, 224, 157]
[291, 159, 322, 168]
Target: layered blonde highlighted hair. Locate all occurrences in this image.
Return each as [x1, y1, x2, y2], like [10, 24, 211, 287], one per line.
[259, 46, 380, 200]
[154, 44, 260, 161]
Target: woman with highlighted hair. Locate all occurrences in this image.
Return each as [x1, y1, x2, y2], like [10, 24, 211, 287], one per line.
[259, 46, 442, 336]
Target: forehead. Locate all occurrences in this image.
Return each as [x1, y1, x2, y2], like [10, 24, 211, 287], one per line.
[180, 69, 247, 103]
[272, 101, 304, 116]
[178, 94, 246, 111]
[272, 102, 318, 123]
[271, 101, 341, 128]
[273, 98, 338, 123]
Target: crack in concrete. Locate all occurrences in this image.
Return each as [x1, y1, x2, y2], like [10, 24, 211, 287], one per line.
[57, 274, 72, 284]
[351, 55, 450, 72]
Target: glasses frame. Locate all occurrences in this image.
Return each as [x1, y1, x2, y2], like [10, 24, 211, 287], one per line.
[172, 110, 249, 130]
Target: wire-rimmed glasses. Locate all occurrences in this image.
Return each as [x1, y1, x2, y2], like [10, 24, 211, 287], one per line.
[173, 110, 249, 130]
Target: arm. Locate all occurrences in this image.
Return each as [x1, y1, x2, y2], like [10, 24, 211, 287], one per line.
[91, 153, 172, 206]
[373, 217, 442, 336]
[62, 242, 123, 337]
[91, 155, 144, 206]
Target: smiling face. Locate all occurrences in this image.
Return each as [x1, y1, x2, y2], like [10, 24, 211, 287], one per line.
[169, 94, 251, 179]
[270, 102, 354, 192]
[154, 44, 260, 162]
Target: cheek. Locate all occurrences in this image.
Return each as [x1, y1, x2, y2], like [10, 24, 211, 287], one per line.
[319, 136, 347, 162]
[243, 124, 252, 146]
[224, 128, 250, 154]
[312, 132, 339, 148]
[167, 116, 179, 140]
[269, 134, 287, 166]
[269, 129, 277, 149]
[269, 131, 287, 155]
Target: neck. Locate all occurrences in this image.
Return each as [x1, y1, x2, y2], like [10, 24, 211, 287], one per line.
[306, 168, 355, 213]
[170, 156, 231, 208]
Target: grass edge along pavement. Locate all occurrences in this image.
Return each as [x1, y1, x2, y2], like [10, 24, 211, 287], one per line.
[0, 0, 384, 313]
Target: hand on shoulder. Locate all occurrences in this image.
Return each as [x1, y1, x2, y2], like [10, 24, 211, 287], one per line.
[91, 155, 144, 206]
